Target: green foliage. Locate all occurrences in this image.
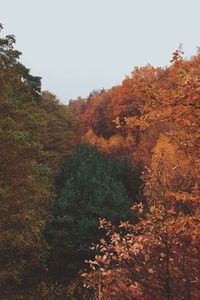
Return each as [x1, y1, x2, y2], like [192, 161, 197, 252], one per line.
[0, 26, 79, 291]
[38, 91, 79, 176]
[46, 145, 137, 277]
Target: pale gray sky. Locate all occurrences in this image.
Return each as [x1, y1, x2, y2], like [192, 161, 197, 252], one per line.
[1, 0, 200, 102]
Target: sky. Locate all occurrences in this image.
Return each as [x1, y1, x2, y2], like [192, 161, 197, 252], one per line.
[1, 0, 200, 103]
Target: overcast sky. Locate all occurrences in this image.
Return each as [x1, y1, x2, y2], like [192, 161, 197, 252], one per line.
[1, 0, 200, 102]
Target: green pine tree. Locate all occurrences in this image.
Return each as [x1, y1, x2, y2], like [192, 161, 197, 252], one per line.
[46, 144, 139, 278]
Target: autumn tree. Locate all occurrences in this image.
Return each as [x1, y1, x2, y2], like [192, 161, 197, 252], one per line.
[83, 50, 200, 299]
[85, 197, 200, 299]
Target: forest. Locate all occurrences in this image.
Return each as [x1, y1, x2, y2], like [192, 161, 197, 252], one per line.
[0, 25, 199, 299]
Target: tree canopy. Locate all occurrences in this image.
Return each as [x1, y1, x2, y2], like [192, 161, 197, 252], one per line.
[46, 144, 138, 277]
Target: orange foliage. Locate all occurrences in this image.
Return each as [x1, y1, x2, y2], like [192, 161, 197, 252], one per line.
[72, 49, 200, 170]
[84, 197, 200, 299]
[83, 129, 136, 158]
[81, 50, 200, 299]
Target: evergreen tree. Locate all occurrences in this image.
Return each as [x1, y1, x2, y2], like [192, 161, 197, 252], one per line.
[46, 145, 137, 277]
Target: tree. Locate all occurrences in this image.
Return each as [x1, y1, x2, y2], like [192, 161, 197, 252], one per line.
[0, 26, 51, 288]
[0, 26, 79, 292]
[85, 198, 200, 299]
[46, 145, 138, 278]
[83, 51, 200, 297]
[37, 91, 79, 176]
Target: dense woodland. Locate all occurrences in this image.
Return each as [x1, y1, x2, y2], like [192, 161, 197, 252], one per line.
[0, 25, 199, 299]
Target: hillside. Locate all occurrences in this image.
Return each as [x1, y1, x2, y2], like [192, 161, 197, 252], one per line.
[0, 26, 199, 299]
